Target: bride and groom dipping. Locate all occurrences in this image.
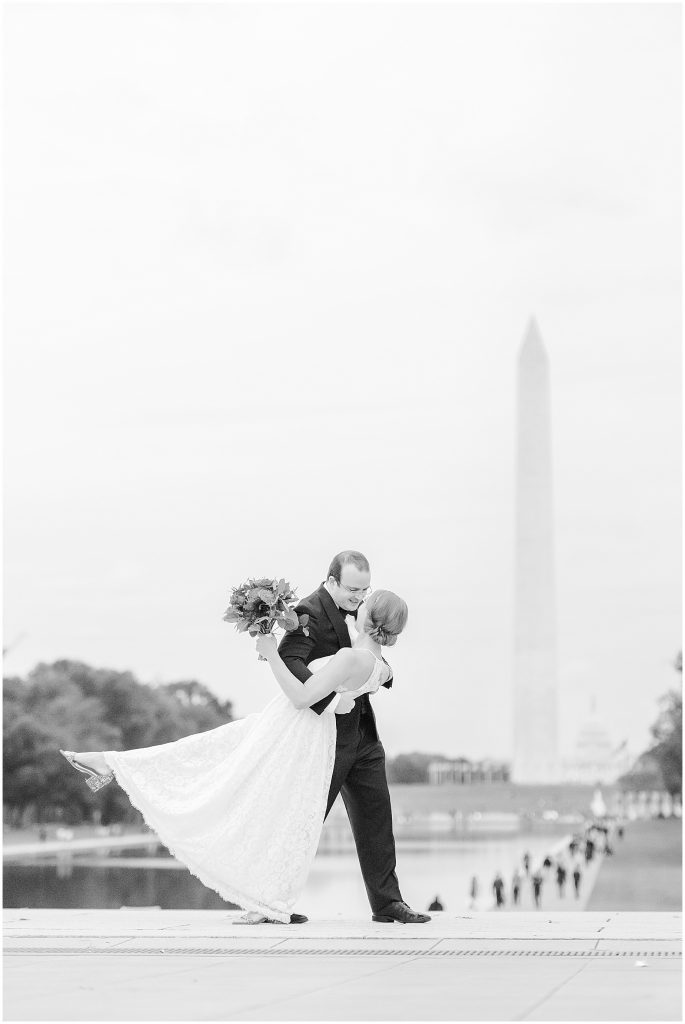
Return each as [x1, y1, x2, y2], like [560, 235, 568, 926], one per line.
[60, 550, 431, 925]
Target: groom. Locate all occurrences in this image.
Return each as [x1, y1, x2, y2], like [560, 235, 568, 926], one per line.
[278, 549, 430, 925]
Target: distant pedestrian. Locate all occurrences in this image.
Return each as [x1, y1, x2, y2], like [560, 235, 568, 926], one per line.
[428, 896, 444, 912]
[532, 872, 543, 908]
[617, 826, 624, 839]
[522, 852, 531, 875]
[572, 866, 582, 898]
[568, 838, 578, 856]
[512, 870, 522, 906]
[469, 876, 479, 909]
[555, 863, 567, 897]
[493, 873, 505, 908]
[585, 838, 595, 863]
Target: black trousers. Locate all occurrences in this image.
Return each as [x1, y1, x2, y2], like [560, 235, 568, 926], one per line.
[324, 711, 402, 913]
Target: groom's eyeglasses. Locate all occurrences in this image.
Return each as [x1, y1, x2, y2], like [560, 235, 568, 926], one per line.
[336, 582, 372, 598]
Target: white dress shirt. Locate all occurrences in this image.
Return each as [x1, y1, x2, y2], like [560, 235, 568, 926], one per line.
[324, 612, 358, 713]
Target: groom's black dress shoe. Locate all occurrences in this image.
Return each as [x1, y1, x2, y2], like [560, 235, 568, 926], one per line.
[263, 913, 308, 924]
[372, 901, 431, 924]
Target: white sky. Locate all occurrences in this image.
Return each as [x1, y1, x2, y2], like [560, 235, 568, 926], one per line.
[3, 2, 681, 760]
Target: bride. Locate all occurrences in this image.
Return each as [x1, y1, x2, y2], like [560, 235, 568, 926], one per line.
[60, 589, 407, 923]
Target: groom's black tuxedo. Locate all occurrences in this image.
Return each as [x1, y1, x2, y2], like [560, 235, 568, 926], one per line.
[278, 584, 403, 913]
[277, 583, 392, 731]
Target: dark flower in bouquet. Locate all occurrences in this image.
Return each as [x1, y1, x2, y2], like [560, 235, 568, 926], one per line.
[223, 578, 309, 659]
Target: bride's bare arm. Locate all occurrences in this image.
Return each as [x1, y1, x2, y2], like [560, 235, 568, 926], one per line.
[256, 634, 356, 710]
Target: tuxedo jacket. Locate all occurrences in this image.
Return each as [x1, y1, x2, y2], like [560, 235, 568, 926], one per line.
[278, 584, 392, 738]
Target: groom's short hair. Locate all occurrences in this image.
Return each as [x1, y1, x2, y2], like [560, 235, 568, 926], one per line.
[327, 550, 370, 583]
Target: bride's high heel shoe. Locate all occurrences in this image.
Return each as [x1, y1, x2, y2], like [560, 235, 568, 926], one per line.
[234, 912, 271, 925]
[59, 750, 114, 792]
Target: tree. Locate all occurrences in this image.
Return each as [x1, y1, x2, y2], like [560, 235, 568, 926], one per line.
[161, 680, 233, 735]
[386, 752, 446, 784]
[617, 749, 664, 793]
[620, 652, 682, 796]
[3, 660, 234, 825]
[648, 653, 682, 795]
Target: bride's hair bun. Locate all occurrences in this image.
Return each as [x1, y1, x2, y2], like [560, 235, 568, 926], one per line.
[369, 623, 389, 645]
[363, 590, 408, 647]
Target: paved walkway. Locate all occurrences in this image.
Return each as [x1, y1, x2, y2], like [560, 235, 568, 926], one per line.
[504, 853, 604, 913]
[489, 832, 601, 913]
[4, 909, 681, 1020]
[3, 833, 159, 860]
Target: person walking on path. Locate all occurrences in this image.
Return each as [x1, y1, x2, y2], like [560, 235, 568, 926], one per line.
[532, 872, 543, 908]
[511, 870, 522, 906]
[585, 836, 595, 863]
[555, 863, 567, 897]
[469, 875, 479, 910]
[573, 866, 582, 899]
[493, 873, 505, 908]
[522, 851, 531, 875]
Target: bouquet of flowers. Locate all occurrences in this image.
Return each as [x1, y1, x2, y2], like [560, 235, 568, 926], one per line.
[223, 578, 309, 660]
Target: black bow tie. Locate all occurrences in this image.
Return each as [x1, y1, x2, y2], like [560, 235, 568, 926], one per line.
[342, 608, 359, 621]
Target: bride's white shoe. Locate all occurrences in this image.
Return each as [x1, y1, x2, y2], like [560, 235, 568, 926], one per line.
[59, 750, 114, 792]
[234, 911, 271, 925]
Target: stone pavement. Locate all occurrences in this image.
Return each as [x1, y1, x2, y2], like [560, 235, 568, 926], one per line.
[3, 909, 681, 1021]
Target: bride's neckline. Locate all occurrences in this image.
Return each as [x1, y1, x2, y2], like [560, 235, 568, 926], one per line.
[356, 648, 383, 689]
[353, 644, 382, 663]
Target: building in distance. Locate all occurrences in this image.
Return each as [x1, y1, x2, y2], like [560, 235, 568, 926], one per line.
[427, 758, 511, 785]
[562, 701, 634, 785]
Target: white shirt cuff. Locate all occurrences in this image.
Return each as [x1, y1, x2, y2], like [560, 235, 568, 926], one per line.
[324, 693, 342, 714]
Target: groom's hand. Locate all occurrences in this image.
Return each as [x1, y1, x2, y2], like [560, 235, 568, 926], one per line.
[335, 694, 356, 715]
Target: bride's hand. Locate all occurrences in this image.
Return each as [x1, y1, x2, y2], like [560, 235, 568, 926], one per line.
[255, 633, 278, 659]
[335, 694, 356, 715]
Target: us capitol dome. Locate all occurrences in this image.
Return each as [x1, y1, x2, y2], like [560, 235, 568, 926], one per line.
[563, 699, 632, 785]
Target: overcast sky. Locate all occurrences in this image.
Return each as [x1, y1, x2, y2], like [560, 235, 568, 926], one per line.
[3, 1, 681, 761]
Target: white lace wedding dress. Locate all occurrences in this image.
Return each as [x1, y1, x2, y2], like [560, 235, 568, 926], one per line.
[103, 651, 385, 922]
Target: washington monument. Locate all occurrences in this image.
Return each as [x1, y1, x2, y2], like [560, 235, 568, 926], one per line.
[512, 318, 560, 783]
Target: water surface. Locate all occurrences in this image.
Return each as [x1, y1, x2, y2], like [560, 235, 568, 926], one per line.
[4, 834, 563, 915]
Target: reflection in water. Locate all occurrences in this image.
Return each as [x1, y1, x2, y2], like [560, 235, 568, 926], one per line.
[305, 835, 561, 916]
[3, 834, 564, 915]
[3, 861, 231, 910]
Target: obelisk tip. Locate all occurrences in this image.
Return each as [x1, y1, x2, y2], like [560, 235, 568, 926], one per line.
[519, 316, 547, 361]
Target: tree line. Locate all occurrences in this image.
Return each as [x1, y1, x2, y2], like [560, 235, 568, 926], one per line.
[3, 660, 233, 827]
[1, 656, 440, 813]
[619, 653, 682, 796]
[3, 653, 681, 827]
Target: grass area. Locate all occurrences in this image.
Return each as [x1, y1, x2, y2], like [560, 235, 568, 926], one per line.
[587, 819, 682, 911]
[388, 782, 609, 818]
